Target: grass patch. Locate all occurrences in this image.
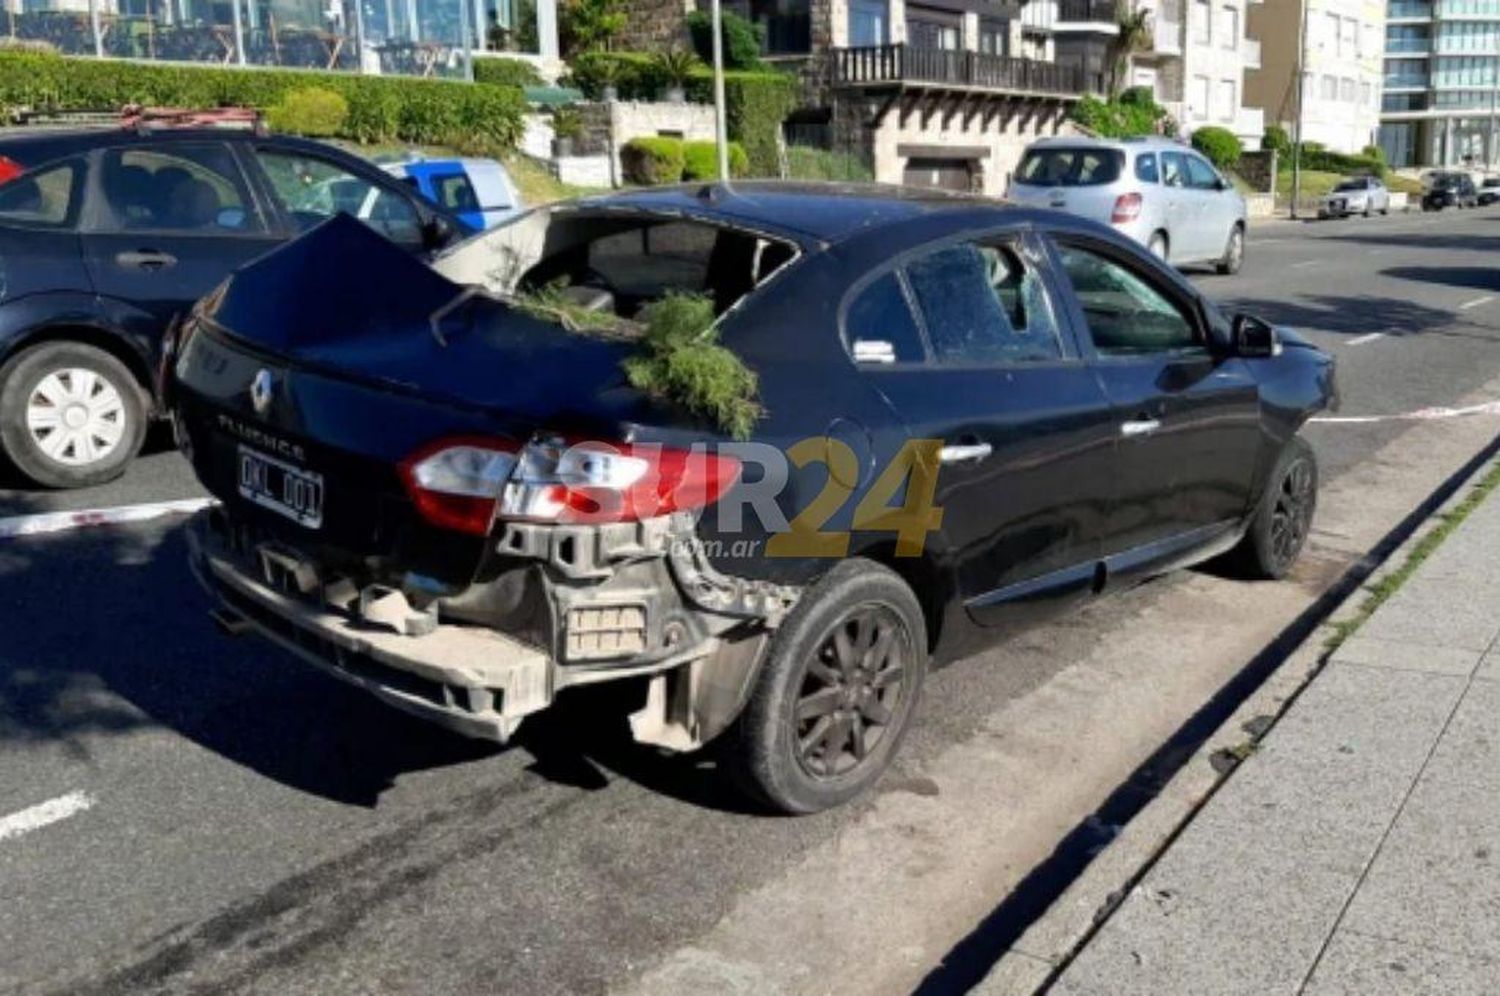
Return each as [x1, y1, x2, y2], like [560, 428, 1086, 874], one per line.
[503, 152, 606, 205]
[1324, 457, 1500, 652]
[1275, 168, 1422, 207]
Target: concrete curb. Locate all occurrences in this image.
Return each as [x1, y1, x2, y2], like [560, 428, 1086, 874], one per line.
[975, 446, 1500, 996]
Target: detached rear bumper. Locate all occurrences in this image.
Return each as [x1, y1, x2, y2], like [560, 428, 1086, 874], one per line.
[186, 509, 552, 742]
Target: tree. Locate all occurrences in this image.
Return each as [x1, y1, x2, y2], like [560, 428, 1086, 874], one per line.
[1106, 8, 1153, 96]
[560, 0, 626, 57]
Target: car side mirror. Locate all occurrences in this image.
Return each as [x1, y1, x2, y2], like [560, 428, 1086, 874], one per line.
[1233, 314, 1279, 358]
[422, 215, 458, 251]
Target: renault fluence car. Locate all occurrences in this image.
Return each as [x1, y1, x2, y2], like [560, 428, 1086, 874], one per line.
[1008, 136, 1248, 274]
[173, 184, 1332, 813]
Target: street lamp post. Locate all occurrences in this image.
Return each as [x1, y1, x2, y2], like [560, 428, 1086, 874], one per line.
[1290, 0, 1310, 218]
[710, 0, 730, 182]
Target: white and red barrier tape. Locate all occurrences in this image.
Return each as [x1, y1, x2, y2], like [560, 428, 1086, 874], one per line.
[0, 497, 214, 540]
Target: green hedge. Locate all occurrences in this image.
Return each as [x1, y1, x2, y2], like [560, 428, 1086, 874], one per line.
[1190, 126, 1242, 170]
[472, 56, 543, 87]
[682, 139, 748, 180]
[621, 136, 686, 185]
[568, 52, 797, 175]
[0, 51, 526, 152]
[1283, 140, 1387, 179]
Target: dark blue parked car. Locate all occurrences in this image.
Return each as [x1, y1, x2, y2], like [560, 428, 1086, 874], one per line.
[0, 120, 465, 488]
[173, 184, 1336, 813]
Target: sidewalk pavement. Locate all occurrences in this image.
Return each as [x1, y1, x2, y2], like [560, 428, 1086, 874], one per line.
[1048, 481, 1500, 995]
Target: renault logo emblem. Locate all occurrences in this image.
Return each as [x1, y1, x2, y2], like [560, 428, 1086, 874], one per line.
[250, 369, 275, 415]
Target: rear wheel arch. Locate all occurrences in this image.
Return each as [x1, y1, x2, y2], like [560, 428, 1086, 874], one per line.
[2, 325, 155, 408]
[847, 540, 950, 653]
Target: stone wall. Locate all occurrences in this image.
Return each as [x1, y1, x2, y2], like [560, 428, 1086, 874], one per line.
[1236, 149, 1277, 193]
[616, 0, 693, 50]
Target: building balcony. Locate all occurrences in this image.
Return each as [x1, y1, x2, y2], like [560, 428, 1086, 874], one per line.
[1387, 1, 1433, 20]
[1054, 0, 1120, 29]
[831, 44, 1098, 96]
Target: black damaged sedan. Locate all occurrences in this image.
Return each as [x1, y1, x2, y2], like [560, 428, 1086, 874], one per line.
[170, 183, 1334, 813]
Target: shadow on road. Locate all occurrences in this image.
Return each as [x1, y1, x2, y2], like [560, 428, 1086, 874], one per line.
[0, 520, 749, 811]
[1222, 292, 1466, 339]
[1380, 265, 1500, 293]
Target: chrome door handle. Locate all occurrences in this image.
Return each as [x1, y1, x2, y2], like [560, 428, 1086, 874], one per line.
[116, 249, 177, 270]
[1121, 419, 1161, 437]
[939, 442, 992, 464]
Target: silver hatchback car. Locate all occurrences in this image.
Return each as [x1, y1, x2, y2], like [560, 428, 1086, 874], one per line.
[1007, 136, 1248, 274]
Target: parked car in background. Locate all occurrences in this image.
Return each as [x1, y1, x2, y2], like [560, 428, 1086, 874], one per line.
[0, 113, 465, 488]
[1478, 177, 1500, 206]
[1007, 136, 1248, 275]
[1317, 176, 1390, 218]
[173, 183, 1333, 813]
[383, 156, 522, 231]
[1422, 172, 1479, 211]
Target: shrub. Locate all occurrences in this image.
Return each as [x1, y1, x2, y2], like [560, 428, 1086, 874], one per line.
[623, 292, 761, 440]
[1070, 91, 1169, 138]
[559, 0, 626, 56]
[1263, 123, 1291, 156]
[473, 56, 542, 87]
[552, 105, 583, 139]
[1191, 125, 1242, 170]
[621, 135, 685, 184]
[653, 46, 701, 88]
[682, 139, 748, 179]
[1282, 142, 1387, 178]
[685, 10, 766, 70]
[266, 86, 348, 137]
[785, 145, 874, 182]
[0, 51, 526, 152]
[569, 51, 660, 100]
[685, 69, 797, 175]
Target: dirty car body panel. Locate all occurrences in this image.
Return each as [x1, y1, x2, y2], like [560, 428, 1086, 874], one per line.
[173, 183, 1335, 811]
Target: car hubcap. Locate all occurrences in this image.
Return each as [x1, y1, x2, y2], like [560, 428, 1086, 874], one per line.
[1270, 458, 1315, 569]
[794, 604, 910, 779]
[25, 368, 127, 467]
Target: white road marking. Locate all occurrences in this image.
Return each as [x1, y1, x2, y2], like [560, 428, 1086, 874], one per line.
[1291, 259, 1320, 268]
[1459, 295, 1495, 311]
[1345, 332, 1386, 346]
[0, 497, 214, 540]
[0, 791, 93, 844]
[1312, 400, 1500, 425]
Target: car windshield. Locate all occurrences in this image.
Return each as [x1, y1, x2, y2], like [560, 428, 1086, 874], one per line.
[1014, 148, 1124, 187]
[1334, 180, 1366, 192]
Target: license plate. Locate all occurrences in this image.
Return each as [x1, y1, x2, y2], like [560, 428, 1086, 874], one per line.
[238, 445, 324, 529]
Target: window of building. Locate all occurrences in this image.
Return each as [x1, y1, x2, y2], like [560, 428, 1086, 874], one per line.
[1217, 79, 1237, 121]
[1218, 5, 1238, 48]
[1320, 74, 1338, 100]
[1361, 81, 1373, 106]
[848, 0, 888, 46]
[1341, 16, 1357, 56]
[1340, 77, 1356, 102]
[1192, 74, 1211, 119]
[1192, 0, 1210, 44]
[908, 10, 960, 50]
[978, 16, 1008, 55]
[1324, 12, 1340, 52]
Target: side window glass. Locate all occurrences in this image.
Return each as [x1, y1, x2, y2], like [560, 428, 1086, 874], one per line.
[1055, 244, 1200, 355]
[434, 172, 480, 213]
[1135, 152, 1159, 184]
[1185, 155, 1220, 190]
[98, 145, 262, 233]
[256, 149, 423, 248]
[1161, 152, 1187, 189]
[0, 160, 80, 228]
[844, 272, 925, 364]
[904, 242, 1063, 365]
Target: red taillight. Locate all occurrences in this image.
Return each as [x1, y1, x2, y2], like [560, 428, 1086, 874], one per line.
[502, 438, 742, 525]
[400, 437, 519, 536]
[1111, 192, 1143, 224]
[0, 155, 25, 186]
[401, 435, 743, 534]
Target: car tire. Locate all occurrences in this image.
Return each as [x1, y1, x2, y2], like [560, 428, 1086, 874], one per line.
[1215, 225, 1244, 275]
[721, 559, 928, 814]
[1229, 436, 1318, 581]
[0, 341, 147, 489]
[1147, 231, 1168, 261]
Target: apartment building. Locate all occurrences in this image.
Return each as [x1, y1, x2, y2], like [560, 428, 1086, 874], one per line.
[1378, 0, 1500, 167]
[1244, 0, 1383, 154]
[621, 0, 1100, 192]
[1041, 0, 1264, 145]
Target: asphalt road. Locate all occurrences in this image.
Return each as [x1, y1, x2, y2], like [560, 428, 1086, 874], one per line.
[4, 206, 1500, 996]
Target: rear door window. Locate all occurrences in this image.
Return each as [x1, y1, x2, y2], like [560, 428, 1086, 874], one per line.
[96, 145, 263, 234]
[1161, 152, 1188, 189]
[1134, 152, 1159, 184]
[1015, 148, 1123, 187]
[0, 159, 82, 228]
[844, 272, 925, 365]
[903, 242, 1064, 365]
[1184, 155, 1221, 191]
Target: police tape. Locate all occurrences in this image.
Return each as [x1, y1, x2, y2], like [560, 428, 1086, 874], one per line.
[1311, 400, 1500, 425]
[0, 497, 215, 540]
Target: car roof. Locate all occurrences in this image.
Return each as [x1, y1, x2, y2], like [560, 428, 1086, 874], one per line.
[0, 126, 341, 168]
[562, 181, 1030, 244]
[1024, 135, 1190, 155]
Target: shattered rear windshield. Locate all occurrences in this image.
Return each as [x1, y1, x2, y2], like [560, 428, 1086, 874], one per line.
[1013, 148, 1124, 187]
